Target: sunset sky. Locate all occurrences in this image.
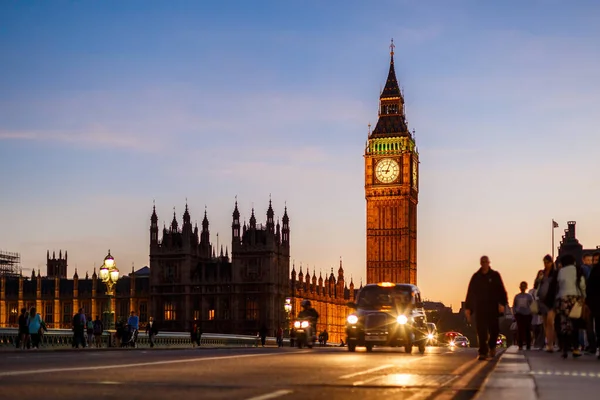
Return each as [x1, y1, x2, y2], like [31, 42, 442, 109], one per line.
[1, 0, 599, 310]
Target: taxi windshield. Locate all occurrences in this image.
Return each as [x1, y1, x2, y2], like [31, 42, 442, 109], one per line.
[357, 286, 412, 310]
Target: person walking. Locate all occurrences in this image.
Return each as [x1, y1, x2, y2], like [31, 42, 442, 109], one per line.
[464, 255, 509, 360]
[530, 273, 545, 349]
[555, 254, 586, 359]
[146, 317, 158, 348]
[17, 308, 29, 350]
[586, 256, 600, 359]
[27, 307, 46, 349]
[259, 325, 268, 347]
[581, 253, 596, 353]
[537, 255, 558, 352]
[513, 281, 534, 350]
[72, 308, 86, 348]
[93, 316, 104, 348]
[191, 320, 201, 347]
[86, 315, 94, 346]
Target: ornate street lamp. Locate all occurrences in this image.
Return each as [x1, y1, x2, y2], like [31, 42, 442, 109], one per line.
[99, 250, 119, 332]
[284, 298, 292, 336]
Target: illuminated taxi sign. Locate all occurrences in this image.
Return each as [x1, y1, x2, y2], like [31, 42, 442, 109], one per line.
[377, 282, 396, 287]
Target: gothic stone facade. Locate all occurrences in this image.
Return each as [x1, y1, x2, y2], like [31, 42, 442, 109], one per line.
[365, 44, 419, 285]
[289, 262, 357, 344]
[149, 200, 290, 335]
[0, 251, 150, 328]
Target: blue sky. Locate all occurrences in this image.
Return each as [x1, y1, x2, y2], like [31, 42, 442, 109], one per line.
[1, 0, 600, 309]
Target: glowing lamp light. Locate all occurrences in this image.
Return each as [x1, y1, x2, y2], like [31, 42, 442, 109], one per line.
[294, 321, 301, 328]
[99, 266, 109, 282]
[450, 341, 455, 347]
[397, 315, 408, 325]
[427, 333, 434, 340]
[284, 298, 292, 313]
[109, 268, 119, 284]
[104, 252, 115, 268]
[347, 315, 358, 324]
[300, 321, 309, 328]
[377, 282, 395, 287]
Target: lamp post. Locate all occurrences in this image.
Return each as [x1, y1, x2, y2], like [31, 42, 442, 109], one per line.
[284, 298, 292, 336]
[99, 250, 119, 332]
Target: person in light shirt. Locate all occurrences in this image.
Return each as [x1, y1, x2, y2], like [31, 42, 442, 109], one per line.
[513, 281, 534, 350]
[555, 254, 586, 359]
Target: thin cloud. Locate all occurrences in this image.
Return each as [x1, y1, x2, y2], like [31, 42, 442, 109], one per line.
[0, 129, 162, 152]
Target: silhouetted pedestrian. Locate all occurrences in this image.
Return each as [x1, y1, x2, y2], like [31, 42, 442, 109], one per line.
[464, 255, 509, 360]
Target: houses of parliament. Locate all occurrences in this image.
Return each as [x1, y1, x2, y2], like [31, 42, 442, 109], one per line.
[0, 43, 421, 343]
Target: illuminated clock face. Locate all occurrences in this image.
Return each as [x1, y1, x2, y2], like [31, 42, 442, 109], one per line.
[375, 158, 400, 183]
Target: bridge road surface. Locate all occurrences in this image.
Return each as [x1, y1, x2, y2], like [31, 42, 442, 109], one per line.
[0, 346, 499, 400]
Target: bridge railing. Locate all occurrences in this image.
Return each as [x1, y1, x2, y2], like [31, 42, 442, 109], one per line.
[0, 328, 277, 349]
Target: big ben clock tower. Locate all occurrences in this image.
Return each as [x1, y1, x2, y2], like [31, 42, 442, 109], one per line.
[365, 40, 419, 285]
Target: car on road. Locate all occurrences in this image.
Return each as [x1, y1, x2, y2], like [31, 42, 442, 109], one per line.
[450, 335, 470, 348]
[425, 322, 438, 346]
[345, 282, 428, 354]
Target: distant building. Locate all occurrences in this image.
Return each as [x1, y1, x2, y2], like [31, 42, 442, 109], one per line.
[289, 261, 357, 344]
[0, 261, 150, 328]
[149, 200, 289, 336]
[557, 221, 600, 265]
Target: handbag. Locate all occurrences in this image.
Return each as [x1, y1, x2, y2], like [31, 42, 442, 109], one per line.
[530, 300, 539, 315]
[569, 299, 583, 319]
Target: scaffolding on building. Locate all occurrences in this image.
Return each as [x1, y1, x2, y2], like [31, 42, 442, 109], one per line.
[0, 250, 21, 276]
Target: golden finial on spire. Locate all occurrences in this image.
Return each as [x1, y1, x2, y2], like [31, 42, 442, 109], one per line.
[390, 38, 395, 57]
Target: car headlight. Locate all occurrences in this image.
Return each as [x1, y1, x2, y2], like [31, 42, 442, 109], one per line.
[294, 321, 300, 328]
[301, 321, 309, 328]
[347, 315, 358, 325]
[449, 341, 455, 346]
[427, 333, 434, 340]
[397, 315, 408, 325]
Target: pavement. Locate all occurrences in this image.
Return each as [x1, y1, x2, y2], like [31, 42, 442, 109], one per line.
[477, 346, 600, 400]
[0, 345, 499, 400]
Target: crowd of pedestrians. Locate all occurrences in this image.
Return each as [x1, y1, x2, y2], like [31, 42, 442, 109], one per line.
[513, 251, 600, 359]
[16, 306, 48, 350]
[465, 251, 600, 361]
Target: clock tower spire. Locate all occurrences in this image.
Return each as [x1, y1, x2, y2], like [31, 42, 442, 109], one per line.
[364, 40, 419, 285]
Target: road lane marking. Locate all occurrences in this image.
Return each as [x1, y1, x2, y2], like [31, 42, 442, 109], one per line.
[339, 364, 395, 379]
[341, 352, 440, 381]
[245, 390, 293, 400]
[0, 352, 300, 378]
[431, 357, 490, 400]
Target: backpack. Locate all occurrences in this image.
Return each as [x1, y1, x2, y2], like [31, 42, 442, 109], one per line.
[87, 320, 94, 330]
[93, 320, 103, 335]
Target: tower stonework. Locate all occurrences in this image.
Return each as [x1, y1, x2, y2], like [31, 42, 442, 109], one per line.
[365, 42, 419, 285]
[46, 250, 68, 278]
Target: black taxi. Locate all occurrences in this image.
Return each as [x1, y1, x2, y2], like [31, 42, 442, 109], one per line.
[345, 282, 428, 353]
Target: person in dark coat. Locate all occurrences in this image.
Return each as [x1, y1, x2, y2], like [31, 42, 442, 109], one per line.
[191, 320, 201, 347]
[17, 308, 29, 349]
[464, 255, 509, 360]
[259, 325, 268, 347]
[586, 257, 600, 359]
